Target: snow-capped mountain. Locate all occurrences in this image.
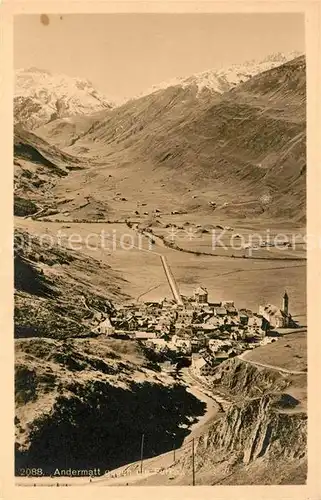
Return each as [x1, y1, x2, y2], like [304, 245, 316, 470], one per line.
[137, 51, 303, 99]
[15, 68, 117, 130]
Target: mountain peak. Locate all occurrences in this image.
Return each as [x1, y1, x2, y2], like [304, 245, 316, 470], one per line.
[260, 50, 302, 63]
[23, 67, 52, 75]
[14, 68, 116, 130]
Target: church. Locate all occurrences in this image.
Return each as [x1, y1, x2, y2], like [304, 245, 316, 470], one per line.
[259, 291, 291, 329]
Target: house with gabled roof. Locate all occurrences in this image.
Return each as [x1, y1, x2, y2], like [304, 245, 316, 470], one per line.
[194, 286, 208, 304]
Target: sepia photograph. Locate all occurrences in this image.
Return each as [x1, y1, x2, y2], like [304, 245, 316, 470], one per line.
[13, 11, 307, 487]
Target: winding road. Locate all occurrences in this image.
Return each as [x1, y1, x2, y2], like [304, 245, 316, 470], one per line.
[238, 350, 307, 375]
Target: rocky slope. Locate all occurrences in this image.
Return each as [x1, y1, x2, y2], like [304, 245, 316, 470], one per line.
[210, 356, 306, 401]
[183, 344, 307, 484]
[177, 391, 307, 485]
[15, 68, 115, 130]
[118, 353, 307, 486]
[41, 55, 306, 222]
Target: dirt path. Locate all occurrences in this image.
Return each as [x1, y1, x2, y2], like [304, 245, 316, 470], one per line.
[136, 283, 162, 302]
[238, 351, 307, 375]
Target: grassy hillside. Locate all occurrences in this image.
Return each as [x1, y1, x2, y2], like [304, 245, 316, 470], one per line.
[14, 126, 89, 217]
[14, 228, 128, 339]
[242, 330, 307, 372]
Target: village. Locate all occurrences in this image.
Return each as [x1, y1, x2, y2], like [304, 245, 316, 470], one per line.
[93, 271, 296, 377]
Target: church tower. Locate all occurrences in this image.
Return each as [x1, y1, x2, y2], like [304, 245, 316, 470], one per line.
[282, 291, 289, 316]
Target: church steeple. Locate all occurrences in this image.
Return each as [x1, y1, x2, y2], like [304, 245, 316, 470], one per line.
[282, 290, 289, 316]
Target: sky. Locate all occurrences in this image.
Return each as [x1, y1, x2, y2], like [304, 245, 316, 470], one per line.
[14, 13, 305, 100]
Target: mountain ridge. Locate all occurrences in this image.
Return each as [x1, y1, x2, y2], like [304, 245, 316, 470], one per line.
[133, 51, 303, 100]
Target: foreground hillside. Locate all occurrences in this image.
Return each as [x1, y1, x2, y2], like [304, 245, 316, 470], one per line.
[36, 56, 306, 223]
[177, 339, 307, 485]
[99, 333, 307, 486]
[16, 336, 206, 475]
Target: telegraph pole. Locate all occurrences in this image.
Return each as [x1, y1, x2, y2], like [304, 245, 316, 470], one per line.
[140, 434, 145, 474]
[192, 438, 195, 486]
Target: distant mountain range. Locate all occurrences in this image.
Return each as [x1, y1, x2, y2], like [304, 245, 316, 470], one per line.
[135, 51, 303, 99]
[15, 52, 302, 131]
[14, 68, 116, 130]
[14, 53, 306, 222]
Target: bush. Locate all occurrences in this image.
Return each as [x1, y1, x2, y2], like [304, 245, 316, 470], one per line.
[14, 196, 38, 217]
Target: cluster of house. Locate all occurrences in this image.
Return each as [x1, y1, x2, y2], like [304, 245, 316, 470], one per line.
[92, 287, 293, 375]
